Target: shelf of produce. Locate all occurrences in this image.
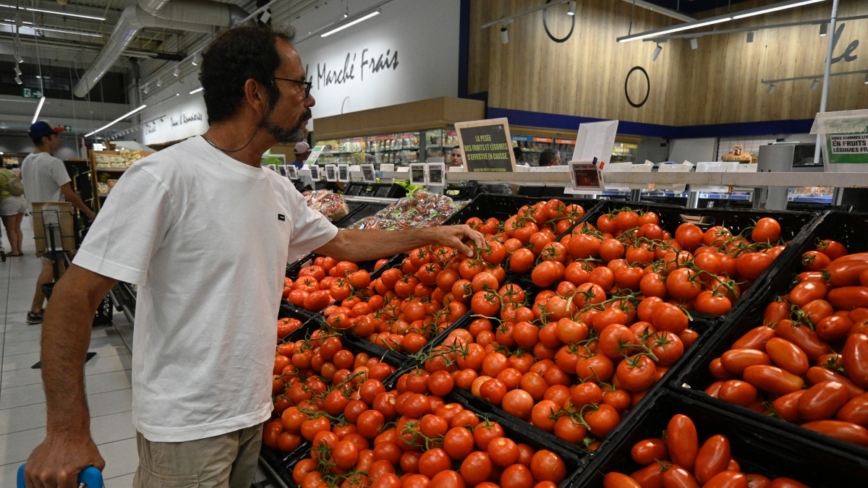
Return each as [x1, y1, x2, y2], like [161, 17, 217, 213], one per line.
[574, 389, 867, 487]
[270, 370, 585, 488]
[435, 276, 721, 464]
[261, 311, 413, 482]
[671, 210, 868, 461]
[576, 200, 819, 317]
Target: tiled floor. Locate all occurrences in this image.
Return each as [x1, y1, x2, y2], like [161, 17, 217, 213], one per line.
[0, 218, 272, 487]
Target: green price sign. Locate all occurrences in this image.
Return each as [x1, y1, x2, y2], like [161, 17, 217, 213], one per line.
[21, 88, 43, 99]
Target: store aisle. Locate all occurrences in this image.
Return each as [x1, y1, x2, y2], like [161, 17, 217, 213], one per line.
[0, 218, 138, 486]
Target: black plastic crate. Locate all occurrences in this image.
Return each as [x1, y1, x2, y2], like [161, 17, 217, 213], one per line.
[274, 385, 586, 488]
[343, 182, 407, 198]
[260, 314, 413, 474]
[671, 210, 868, 459]
[443, 184, 481, 201]
[446, 306, 719, 461]
[574, 389, 868, 488]
[331, 202, 389, 228]
[577, 201, 818, 303]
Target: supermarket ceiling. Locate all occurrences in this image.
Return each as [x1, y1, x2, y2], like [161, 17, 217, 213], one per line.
[640, 0, 755, 15]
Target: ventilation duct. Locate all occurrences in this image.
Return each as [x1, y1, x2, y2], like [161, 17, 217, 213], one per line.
[73, 0, 248, 98]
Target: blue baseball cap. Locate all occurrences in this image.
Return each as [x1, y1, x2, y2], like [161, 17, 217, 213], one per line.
[29, 121, 65, 139]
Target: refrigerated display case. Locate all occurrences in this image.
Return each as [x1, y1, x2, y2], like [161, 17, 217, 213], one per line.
[509, 128, 640, 166]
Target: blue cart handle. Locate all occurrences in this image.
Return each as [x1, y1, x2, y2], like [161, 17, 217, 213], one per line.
[17, 464, 103, 488]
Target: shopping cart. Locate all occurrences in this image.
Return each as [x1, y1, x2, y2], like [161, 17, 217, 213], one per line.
[17, 465, 103, 488]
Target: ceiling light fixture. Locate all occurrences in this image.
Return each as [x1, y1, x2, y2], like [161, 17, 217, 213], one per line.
[651, 44, 663, 61]
[189, 87, 203, 95]
[321, 9, 380, 38]
[143, 83, 149, 94]
[260, 9, 271, 23]
[13, 65, 21, 76]
[810, 79, 819, 90]
[690, 38, 698, 49]
[156, 77, 162, 87]
[14, 49, 23, 63]
[24, 7, 105, 21]
[85, 104, 147, 138]
[34, 25, 103, 37]
[31, 96, 45, 124]
[732, 0, 825, 20]
[567, 1, 576, 16]
[618, 16, 731, 42]
[14, 74, 21, 84]
[618, 0, 826, 43]
[747, 31, 754, 43]
[864, 73, 868, 84]
[173, 65, 180, 77]
[191, 53, 201, 66]
[768, 84, 775, 94]
[819, 23, 827, 36]
[501, 26, 508, 44]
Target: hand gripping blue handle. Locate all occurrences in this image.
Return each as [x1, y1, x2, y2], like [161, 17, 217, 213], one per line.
[17, 464, 103, 488]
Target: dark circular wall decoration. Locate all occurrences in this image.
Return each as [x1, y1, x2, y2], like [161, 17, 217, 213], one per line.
[625, 66, 650, 108]
[543, 0, 575, 43]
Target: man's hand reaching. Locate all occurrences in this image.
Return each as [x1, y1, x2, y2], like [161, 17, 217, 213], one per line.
[430, 225, 486, 257]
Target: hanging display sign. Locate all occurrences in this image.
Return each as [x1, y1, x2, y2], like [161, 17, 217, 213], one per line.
[572, 120, 619, 163]
[811, 109, 868, 172]
[454, 118, 516, 173]
[307, 145, 326, 164]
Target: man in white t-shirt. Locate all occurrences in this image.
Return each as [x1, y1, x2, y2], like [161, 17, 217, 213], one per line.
[20, 121, 96, 325]
[24, 25, 483, 488]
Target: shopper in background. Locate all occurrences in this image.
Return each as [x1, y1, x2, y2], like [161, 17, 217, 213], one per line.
[20, 122, 96, 325]
[513, 146, 524, 164]
[539, 148, 562, 167]
[292, 141, 310, 168]
[449, 145, 464, 168]
[25, 25, 484, 488]
[0, 165, 26, 256]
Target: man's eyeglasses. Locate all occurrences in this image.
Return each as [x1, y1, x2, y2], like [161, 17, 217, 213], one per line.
[273, 77, 312, 98]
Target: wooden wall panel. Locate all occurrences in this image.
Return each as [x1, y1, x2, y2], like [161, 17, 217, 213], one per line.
[474, 0, 868, 128]
[468, 0, 492, 94]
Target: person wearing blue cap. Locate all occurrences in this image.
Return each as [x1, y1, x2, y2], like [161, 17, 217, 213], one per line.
[20, 121, 96, 325]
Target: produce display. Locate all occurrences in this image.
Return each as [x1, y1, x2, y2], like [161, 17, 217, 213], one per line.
[304, 190, 351, 222]
[348, 191, 465, 230]
[279, 367, 570, 488]
[94, 149, 149, 168]
[266, 198, 868, 488]
[603, 413, 809, 487]
[703, 239, 868, 448]
[265, 328, 399, 456]
[561, 208, 787, 316]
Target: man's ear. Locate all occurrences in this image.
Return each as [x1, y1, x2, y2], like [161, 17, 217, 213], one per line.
[243, 79, 270, 116]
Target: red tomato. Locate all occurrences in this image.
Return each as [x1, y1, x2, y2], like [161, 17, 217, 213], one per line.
[751, 217, 781, 243]
[694, 435, 730, 484]
[667, 414, 698, 471]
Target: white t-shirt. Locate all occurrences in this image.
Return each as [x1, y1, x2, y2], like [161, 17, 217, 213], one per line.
[73, 136, 338, 442]
[20, 152, 70, 206]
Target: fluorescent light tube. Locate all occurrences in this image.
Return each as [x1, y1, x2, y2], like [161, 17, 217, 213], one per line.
[618, 16, 731, 42]
[85, 104, 147, 137]
[321, 10, 380, 38]
[189, 87, 203, 94]
[25, 7, 105, 21]
[733, 0, 825, 20]
[31, 95, 45, 124]
[35, 25, 103, 37]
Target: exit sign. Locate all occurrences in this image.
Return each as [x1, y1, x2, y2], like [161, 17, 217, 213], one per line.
[63, 125, 72, 131]
[21, 88, 42, 99]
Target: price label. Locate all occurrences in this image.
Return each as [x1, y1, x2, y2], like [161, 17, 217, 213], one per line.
[325, 165, 337, 182]
[568, 161, 603, 190]
[338, 164, 350, 182]
[409, 163, 427, 185]
[361, 164, 376, 183]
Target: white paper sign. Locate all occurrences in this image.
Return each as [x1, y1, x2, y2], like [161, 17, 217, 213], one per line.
[572, 121, 619, 163]
[307, 145, 325, 164]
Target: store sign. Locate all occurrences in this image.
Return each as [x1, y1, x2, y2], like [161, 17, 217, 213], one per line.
[293, 0, 459, 120]
[455, 118, 516, 173]
[21, 87, 42, 99]
[828, 133, 868, 163]
[141, 94, 209, 146]
[308, 48, 399, 89]
[831, 23, 859, 64]
[171, 112, 204, 128]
